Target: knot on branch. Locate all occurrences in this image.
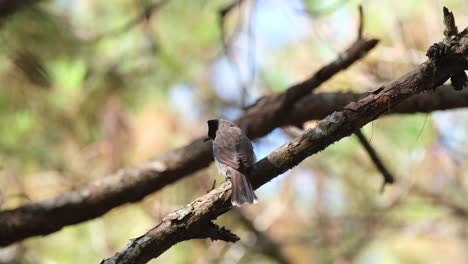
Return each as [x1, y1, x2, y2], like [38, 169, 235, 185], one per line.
[426, 7, 468, 91]
[443, 7, 458, 37]
[426, 41, 467, 90]
[190, 221, 239, 243]
[203, 222, 240, 242]
[450, 72, 468, 91]
[426, 42, 451, 65]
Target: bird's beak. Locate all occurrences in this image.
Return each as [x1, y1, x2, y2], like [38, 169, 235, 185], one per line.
[203, 137, 212, 142]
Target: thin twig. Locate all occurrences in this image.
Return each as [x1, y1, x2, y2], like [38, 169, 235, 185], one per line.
[357, 4, 364, 40]
[90, 0, 168, 42]
[218, 0, 249, 107]
[354, 129, 395, 191]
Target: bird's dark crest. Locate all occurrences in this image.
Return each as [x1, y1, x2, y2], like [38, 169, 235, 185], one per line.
[207, 119, 219, 140]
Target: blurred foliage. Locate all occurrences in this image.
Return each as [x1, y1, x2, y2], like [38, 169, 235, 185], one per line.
[0, 0, 468, 263]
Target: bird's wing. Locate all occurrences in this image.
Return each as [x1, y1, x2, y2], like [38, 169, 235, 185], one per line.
[236, 133, 256, 168]
[213, 144, 240, 170]
[214, 127, 255, 171]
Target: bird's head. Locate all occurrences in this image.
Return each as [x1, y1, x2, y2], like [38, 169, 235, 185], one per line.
[204, 119, 219, 142]
[204, 119, 237, 142]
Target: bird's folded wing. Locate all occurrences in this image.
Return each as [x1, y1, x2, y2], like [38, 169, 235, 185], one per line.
[213, 143, 242, 170]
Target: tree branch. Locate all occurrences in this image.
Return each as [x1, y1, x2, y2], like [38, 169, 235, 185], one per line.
[103, 10, 468, 262]
[90, 0, 168, 42]
[219, 0, 246, 51]
[1, 82, 468, 247]
[0, 17, 380, 246]
[1, 84, 467, 247]
[354, 129, 395, 190]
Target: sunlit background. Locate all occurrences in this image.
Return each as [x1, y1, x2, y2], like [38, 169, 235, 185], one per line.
[1, 0, 468, 263]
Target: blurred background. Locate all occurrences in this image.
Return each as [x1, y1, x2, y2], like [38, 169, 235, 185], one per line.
[0, 0, 468, 263]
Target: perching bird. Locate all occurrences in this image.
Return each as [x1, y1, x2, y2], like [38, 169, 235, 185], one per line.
[204, 119, 258, 206]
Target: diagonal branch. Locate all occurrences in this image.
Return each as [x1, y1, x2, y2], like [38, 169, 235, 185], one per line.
[2, 84, 468, 247]
[103, 10, 468, 263]
[0, 16, 379, 246]
[90, 0, 168, 42]
[354, 129, 395, 190]
[1, 86, 467, 247]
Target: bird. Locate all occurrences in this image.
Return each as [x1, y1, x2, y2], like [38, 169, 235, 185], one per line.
[204, 119, 258, 206]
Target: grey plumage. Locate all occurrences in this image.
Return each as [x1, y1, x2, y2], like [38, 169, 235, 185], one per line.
[205, 119, 258, 206]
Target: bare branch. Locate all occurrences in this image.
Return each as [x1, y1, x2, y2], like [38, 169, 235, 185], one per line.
[219, 0, 246, 49]
[218, 0, 250, 107]
[3, 6, 468, 246]
[103, 13, 468, 262]
[354, 129, 395, 190]
[357, 5, 364, 40]
[0, 18, 381, 246]
[90, 0, 168, 42]
[1, 86, 467, 246]
[280, 39, 378, 109]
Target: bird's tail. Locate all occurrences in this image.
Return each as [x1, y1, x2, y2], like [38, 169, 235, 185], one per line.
[230, 170, 258, 206]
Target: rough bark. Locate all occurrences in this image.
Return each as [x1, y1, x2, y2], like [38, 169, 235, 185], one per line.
[102, 12, 468, 263]
[1, 84, 468, 247]
[0, 32, 379, 246]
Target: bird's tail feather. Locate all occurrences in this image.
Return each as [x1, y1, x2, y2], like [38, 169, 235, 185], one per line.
[230, 170, 257, 206]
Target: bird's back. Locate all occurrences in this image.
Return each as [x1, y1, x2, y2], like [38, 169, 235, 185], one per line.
[213, 126, 255, 172]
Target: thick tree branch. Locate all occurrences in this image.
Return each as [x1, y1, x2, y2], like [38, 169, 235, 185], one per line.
[1, 84, 468, 247]
[103, 10, 468, 263]
[1, 85, 467, 247]
[0, 20, 380, 246]
[279, 85, 468, 126]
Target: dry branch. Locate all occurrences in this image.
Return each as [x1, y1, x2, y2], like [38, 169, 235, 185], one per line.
[0, 87, 467, 247]
[90, 0, 168, 42]
[0, 18, 380, 246]
[102, 9, 468, 263]
[354, 129, 395, 189]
